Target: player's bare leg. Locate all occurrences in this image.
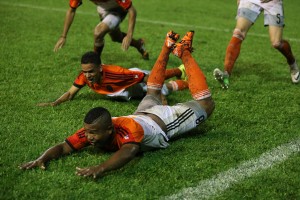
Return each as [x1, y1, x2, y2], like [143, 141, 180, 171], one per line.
[214, 17, 252, 89]
[94, 22, 111, 58]
[269, 25, 299, 83]
[109, 28, 149, 60]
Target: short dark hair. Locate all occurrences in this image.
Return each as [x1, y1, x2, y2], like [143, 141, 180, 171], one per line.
[84, 107, 111, 125]
[81, 51, 101, 66]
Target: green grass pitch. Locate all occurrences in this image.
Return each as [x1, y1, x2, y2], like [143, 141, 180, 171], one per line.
[1, 0, 299, 199]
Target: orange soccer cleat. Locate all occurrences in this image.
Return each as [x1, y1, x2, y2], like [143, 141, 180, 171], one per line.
[165, 30, 180, 49]
[172, 30, 194, 58]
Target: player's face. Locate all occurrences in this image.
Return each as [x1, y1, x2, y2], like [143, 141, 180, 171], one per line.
[81, 63, 101, 84]
[84, 120, 113, 146]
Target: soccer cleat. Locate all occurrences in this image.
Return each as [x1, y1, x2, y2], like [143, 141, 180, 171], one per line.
[290, 62, 300, 83]
[213, 68, 229, 89]
[177, 64, 187, 81]
[138, 39, 149, 60]
[291, 68, 300, 83]
[172, 31, 194, 58]
[165, 31, 180, 49]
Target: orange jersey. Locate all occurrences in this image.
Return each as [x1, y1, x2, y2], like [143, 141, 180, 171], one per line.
[65, 117, 144, 151]
[73, 64, 145, 95]
[69, 0, 132, 10]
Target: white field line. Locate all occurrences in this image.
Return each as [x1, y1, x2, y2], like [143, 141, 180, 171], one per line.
[1, 2, 300, 42]
[164, 138, 300, 200]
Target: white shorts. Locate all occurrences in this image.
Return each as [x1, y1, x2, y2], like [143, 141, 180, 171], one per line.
[129, 115, 170, 151]
[134, 95, 208, 139]
[238, 0, 284, 26]
[98, 13, 122, 30]
[106, 68, 149, 101]
[106, 84, 145, 101]
[96, 2, 128, 30]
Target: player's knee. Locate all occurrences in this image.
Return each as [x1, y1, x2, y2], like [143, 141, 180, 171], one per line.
[198, 98, 215, 117]
[94, 31, 105, 40]
[207, 98, 215, 115]
[94, 23, 109, 38]
[233, 28, 246, 40]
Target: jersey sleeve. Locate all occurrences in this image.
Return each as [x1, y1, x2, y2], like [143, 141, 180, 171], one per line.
[116, 0, 132, 10]
[112, 117, 144, 148]
[65, 128, 90, 150]
[69, 0, 82, 9]
[73, 72, 86, 88]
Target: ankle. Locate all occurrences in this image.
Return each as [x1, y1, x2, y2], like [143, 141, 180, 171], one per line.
[289, 60, 298, 71]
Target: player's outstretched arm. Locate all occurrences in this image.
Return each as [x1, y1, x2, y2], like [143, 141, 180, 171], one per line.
[37, 85, 80, 107]
[76, 143, 140, 179]
[122, 5, 137, 51]
[54, 7, 77, 52]
[19, 142, 73, 170]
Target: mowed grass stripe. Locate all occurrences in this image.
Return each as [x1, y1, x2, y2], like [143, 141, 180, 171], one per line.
[164, 138, 300, 200]
[1, 1, 300, 43]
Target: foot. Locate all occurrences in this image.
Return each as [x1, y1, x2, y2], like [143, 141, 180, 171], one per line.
[165, 31, 180, 49]
[177, 64, 187, 81]
[213, 68, 229, 89]
[291, 69, 300, 83]
[172, 30, 194, 58]
[138, 39, 149, 60]
[290, 63, 300, 83]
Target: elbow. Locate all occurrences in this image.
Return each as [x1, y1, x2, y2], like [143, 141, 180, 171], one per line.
[126, 145, 140, 160]
[66, 91, 75, 101]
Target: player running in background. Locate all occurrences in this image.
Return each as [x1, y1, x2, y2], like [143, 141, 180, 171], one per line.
[54, 0, 149, 60]
[37, 51, 188, 106]
[20, 30, 215, 179]
[214, 0, 299, 89]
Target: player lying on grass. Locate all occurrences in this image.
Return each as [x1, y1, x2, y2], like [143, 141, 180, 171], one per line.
[54, 0, 149, 60]
[38, 51, 188, 106]
[213, 0, 300, 89]
[20, 30, 215, 179]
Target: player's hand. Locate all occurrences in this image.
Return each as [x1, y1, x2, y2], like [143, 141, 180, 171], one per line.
[121, 35, 132, 51]
[53, 36, 66, 52]
[19, 160, 46, 170]
[260, 0, 272, 3]
[75, 166, 103, 179]
[37, 102, 55, 107]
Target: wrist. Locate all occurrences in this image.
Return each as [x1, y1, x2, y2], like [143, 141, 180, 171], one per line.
[97, 165, 105, 174]
[52, 101, 59, 106]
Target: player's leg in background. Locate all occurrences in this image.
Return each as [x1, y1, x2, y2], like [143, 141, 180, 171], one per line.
[269, 26, 300, 83]
[94, 21, 111, 58]
[213, 0, 263, 89]
[214, 17, 252, 89]
[109, 27, 149, 60]
[94, 13, 122, 57]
